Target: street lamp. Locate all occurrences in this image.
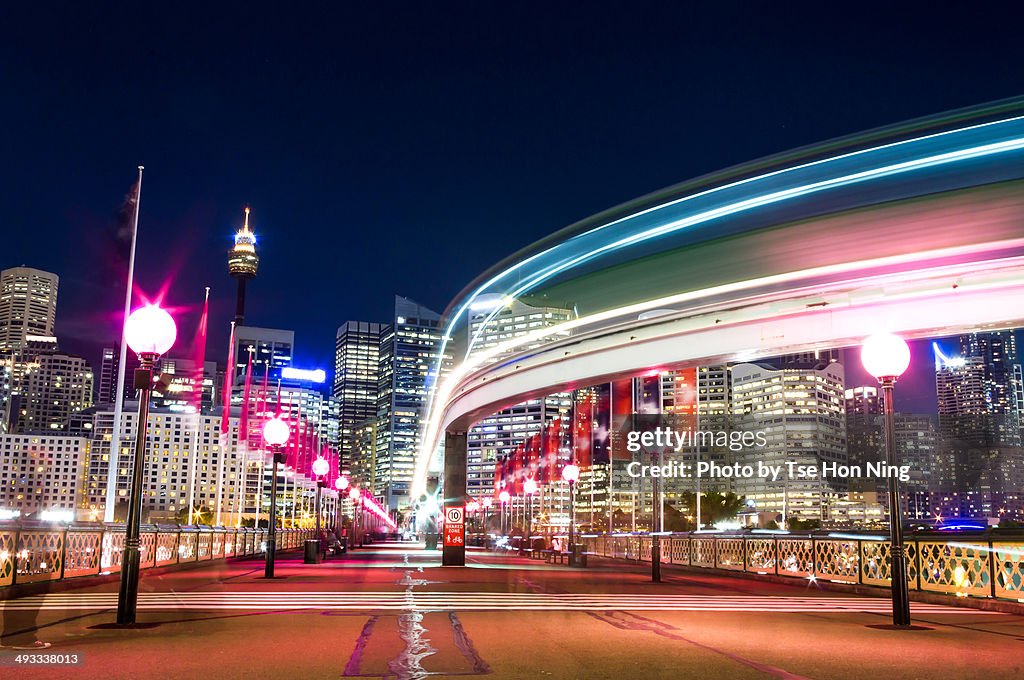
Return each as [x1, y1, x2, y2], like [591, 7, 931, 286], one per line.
[861, 332, 912, 627]
[348, 486, 362, 547]
[312, 456, 330, 552]
[524, 477, 538, 538]
[562, 463, 580, 565]
[498, 490, 511, 536]
[262, 416, 290, 578]
[481, 496, 493, 536]
[116, 304, 176, 625]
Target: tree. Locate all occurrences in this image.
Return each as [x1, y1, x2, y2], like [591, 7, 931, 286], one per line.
[662, 501, 694, 532]
[787, 517, 821, 531]
[177, 505, 213, 526]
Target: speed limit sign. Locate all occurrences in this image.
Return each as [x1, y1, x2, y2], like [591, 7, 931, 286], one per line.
[445, 507, 464, 525]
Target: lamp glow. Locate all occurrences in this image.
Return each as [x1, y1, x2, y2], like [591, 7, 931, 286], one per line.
[481, 497, 493, 508]
[335, 477, 349, 491]
[861, 333, 911, 379]
[523, 478, 538, 495]
[124, 304, 176, 356]
[348, 487, 361, 501]
[562, 463, 580, 483]
[262, 417, 290, 447]
[498, 490, 511, 503]
[311, 456, 330, 477]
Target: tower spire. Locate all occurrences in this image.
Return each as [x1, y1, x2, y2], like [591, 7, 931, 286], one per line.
[243, 206, 251, 232]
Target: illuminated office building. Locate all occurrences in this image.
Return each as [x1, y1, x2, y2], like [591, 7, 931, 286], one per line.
[375, 296, 451, 512]
[234, 326, 294, 382]
[334, 321, 384, 474]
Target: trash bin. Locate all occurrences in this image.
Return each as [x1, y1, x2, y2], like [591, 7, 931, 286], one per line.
[569, 543, 587, 568]
[304, 539, 321, 564]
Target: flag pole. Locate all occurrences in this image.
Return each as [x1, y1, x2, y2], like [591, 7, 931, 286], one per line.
[104, 166, 144, 523]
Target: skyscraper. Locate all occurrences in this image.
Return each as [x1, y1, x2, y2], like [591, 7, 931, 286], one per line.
[934, 337, 1024, 518]
[731, 362, 847, 524]
[957, 332, 1022, 447]
[375, 296, 451, 511]
[227, 208, 259, 327]
[0, 266, 58, 350]
[334, 321, 384, 474]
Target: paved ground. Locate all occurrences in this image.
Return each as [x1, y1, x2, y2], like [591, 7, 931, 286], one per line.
[1, 542, 1021, 679]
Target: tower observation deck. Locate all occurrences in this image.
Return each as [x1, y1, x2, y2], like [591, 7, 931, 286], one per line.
[228, 207, 259, 326]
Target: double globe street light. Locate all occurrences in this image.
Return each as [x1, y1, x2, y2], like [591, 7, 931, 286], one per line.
[262, 416, 290, 579]
[116, 305, 176, 626]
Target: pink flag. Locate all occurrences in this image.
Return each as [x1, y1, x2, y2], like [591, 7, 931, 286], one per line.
[190, 289, 209, 413]
[221, 323, 236, 435]
[239, 351, 253, 446]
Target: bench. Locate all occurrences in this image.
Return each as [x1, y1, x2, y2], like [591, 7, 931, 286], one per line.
[544, 550, 571, 564]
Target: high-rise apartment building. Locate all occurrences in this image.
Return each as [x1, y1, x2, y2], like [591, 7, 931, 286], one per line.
[84, 405, 247, 522]
[334, 321, 384, 474]
[731, 362, 847, 524]
[0, 266, 58, 350]
[0, 434, 88, 516]
[15, 351, 93, 432]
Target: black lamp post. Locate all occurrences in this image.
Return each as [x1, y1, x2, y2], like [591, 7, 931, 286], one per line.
[263, 417, 290, 578]
[861, 333, 912, 627]
[116, 304, 176, 626]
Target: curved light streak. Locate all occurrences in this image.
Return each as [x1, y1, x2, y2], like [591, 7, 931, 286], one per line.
[412, 110, 1024, 499]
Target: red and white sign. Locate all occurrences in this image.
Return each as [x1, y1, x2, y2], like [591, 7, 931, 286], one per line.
[443, 506, 465, 547]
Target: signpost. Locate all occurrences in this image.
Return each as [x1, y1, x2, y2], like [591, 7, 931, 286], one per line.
[443, 506, 465, 550]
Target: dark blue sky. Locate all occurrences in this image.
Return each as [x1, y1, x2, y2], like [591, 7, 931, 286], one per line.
[3, 3, 1022, 409]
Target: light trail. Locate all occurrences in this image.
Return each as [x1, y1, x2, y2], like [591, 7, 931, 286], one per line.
[412, 104, 1024, 499]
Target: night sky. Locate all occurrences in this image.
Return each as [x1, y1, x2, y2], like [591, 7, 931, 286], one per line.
[3, 4, 1022, 410]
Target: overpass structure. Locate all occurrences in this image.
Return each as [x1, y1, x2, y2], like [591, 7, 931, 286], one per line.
[417, 99, 1024, 566]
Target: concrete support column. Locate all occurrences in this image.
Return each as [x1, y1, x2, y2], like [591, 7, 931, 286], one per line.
[442, 430, 468, 566]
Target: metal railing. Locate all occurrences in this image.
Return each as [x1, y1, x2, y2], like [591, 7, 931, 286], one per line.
[0, 522, 314, 588]
[582, 531, 1024, 602]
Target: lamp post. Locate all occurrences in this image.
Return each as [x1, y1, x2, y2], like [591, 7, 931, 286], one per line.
[334, 476, 349, 540]
[116, 305, 176, 625]
[562, 463, 580, 565]
[498, 490, 511, 536]
[115, 305, 176, 625]
[312, 456, 330, 551]
[524, 477, 538, 539]
[262, 416, 290, 579]
[481, 496, 493, 536]
[861, 333, 912, 627]
[348, 487, 361, 548]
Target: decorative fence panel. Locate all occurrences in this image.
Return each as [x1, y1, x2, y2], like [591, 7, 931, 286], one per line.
[580, 532, 1024, 602]
[0, 525, 312, 589]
